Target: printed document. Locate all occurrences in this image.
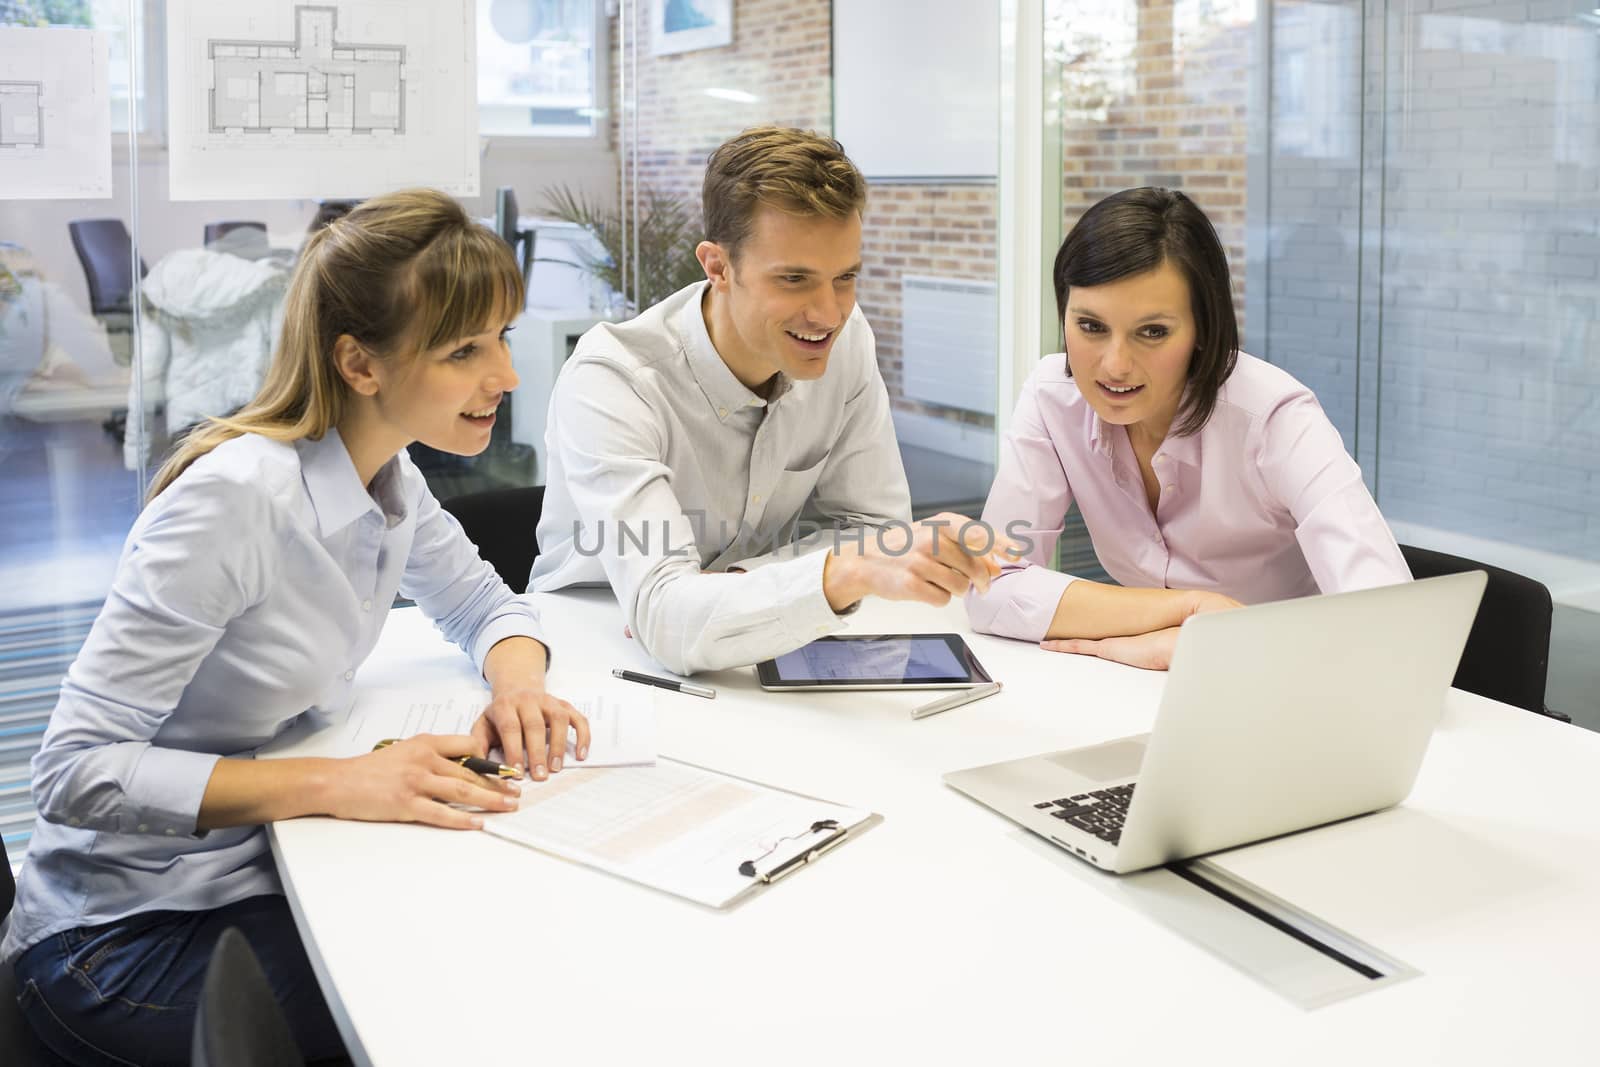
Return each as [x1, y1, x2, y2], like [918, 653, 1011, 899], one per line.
[269, 682, 656, 767]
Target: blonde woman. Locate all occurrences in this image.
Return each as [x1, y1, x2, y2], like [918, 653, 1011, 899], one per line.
[4, 189, 587, 1064]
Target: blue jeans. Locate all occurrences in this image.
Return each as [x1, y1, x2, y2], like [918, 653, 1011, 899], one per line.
[12, 894, 346, 1066]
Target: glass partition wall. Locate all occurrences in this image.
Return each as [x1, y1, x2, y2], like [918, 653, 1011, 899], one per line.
[1041, 0, 1600, 726]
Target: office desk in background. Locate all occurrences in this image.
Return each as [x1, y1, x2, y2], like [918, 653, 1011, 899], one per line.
[505, 306, 602, 482]
[269, 589, 1600, 1067]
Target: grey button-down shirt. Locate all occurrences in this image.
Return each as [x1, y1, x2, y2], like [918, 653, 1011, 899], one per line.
[3, 430, 545, 963]
[530, 281, 912, 674]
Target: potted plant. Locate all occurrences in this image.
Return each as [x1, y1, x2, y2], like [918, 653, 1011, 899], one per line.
[540, 184, 706, 316]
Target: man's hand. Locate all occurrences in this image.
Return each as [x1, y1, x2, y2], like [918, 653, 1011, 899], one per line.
[821, 512, 1014, 613]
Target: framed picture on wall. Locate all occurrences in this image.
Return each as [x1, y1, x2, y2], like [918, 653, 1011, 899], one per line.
[652, 0, 733, 56]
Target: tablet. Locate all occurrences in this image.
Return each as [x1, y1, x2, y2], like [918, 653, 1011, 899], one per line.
[756, 634, 994, 691]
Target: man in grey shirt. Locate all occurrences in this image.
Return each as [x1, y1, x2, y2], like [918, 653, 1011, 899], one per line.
[531, 127, 1001, 674]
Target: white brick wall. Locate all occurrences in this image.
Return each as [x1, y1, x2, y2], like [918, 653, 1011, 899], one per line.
[1257, 0, 1600, 559]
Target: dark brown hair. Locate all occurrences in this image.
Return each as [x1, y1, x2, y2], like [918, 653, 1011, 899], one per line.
[702, 126, 867, 261]
[1053, 187, 1239, 436]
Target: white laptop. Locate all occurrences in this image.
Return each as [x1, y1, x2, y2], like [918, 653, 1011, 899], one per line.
[944, 572, 1486, 874]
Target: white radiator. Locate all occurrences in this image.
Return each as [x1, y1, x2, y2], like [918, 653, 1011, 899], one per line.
[899, 274, 998, 416]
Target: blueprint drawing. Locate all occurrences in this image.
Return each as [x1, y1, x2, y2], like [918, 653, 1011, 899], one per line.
[167, 0, 476, 200]
[0, 82, 44, 148]
[208, 5, 404, 135]
[0, 27, 111, 199]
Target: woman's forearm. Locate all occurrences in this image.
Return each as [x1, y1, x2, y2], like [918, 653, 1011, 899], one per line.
[1046, 580, 1211, 641]
[197, 757, 339, 831]
[483, 635, 550, 693]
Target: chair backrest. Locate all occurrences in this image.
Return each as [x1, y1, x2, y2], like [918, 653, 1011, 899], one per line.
[67, 218, 146, 316]
[1, 834, 14, 920]
[191, 928, 306, 1067]
[204, 220, 267, 246]
[1399, 544, 1553, 715]
[441, 486, 545, 594]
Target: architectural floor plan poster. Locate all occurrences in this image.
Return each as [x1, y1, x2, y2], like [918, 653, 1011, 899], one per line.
[0, 26, 112, 200]
[166, 1, 478, 200]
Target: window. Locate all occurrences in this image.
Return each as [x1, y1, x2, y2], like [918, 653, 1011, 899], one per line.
[477, 0, 605, 139]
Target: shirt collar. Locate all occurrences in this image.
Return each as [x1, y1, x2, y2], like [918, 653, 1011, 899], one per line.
[297, 428, 408, 537]
[676, 280, 788, 421]
[1083, 377, 1203, 468]
[1157, 424, 1203, 468]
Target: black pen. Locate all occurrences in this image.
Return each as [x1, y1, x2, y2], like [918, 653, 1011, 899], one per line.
[611, 668, 717, 700]
[372, 739, 521, 778]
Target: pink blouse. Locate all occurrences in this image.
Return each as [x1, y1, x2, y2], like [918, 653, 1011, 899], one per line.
[966, 353, 1411, 642]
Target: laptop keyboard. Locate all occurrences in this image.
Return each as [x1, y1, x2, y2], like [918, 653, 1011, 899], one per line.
[1033, 784, 1135, 846]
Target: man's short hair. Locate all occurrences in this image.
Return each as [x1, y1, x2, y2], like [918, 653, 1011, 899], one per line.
[702, 126, 868, 261]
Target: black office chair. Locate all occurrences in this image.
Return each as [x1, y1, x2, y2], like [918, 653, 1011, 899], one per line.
[67, 218, 146, 320]
[191, 927, 306, 1067]
[1399, 544, 1562, 720]
[203, 220, 267, 246]
[68, 219, 148, 442]
[441, 486, 545, 594]
[0, 838, 60, 1066]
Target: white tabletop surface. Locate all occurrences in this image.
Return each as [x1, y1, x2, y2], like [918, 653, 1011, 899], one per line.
[268, 589, 1600, 1066]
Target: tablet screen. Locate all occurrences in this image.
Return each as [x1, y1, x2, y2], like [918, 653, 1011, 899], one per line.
[758, 634, 991, 689]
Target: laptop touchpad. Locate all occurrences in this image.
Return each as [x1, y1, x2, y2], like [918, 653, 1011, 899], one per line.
[1047, 738, 1146, 782]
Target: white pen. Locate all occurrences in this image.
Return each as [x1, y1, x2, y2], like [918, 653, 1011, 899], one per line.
[911, 681, 1003, 720]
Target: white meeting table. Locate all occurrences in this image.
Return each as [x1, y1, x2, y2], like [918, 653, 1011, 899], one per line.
[268, 589, 1600, 1066]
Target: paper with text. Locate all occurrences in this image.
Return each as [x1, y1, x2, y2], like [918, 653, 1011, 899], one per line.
[289, 683, 656, 768]
[481, 760, 875, 908]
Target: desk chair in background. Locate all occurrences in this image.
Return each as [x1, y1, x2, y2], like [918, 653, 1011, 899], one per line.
[442, 485, 545, 594]
[203, 220, 267, 246]
[192, 928, 306, 1067]
[68, 218, 148, 445]
[1399, 544, 1562, 720]
[67, 218, 146, 363]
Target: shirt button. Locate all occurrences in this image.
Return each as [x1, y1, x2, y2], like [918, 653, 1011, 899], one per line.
[137, 823, 148, 833]
[164, 828, 176, 836]
[717, 407, 728, 418]
[752, 494, 762, 504]
[344, 670, 355, 681]
[361, 599, 373, 612]
[1164, 485, 1176, 493]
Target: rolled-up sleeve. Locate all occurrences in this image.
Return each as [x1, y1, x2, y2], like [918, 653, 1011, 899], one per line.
[966, 369, 1079, 642]
[1253, 391, 1411, 594]
[31, 476, 272, 837]
[398, 472, 549, 675]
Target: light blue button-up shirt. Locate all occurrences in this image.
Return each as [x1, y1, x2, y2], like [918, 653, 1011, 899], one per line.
[2, 429, 545, 963]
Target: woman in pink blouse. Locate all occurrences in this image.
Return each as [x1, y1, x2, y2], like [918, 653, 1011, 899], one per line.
[966, 187, 1410, 669]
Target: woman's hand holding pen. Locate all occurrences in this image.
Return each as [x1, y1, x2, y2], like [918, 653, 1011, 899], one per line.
[472, 686, 590, 781]
[333, 734, 521, 830]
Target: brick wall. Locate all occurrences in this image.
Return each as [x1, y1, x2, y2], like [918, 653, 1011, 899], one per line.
[604, 0, 997, 429]
[1058, 0, 1255, 340]
[1263, 0, 1600, 558]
